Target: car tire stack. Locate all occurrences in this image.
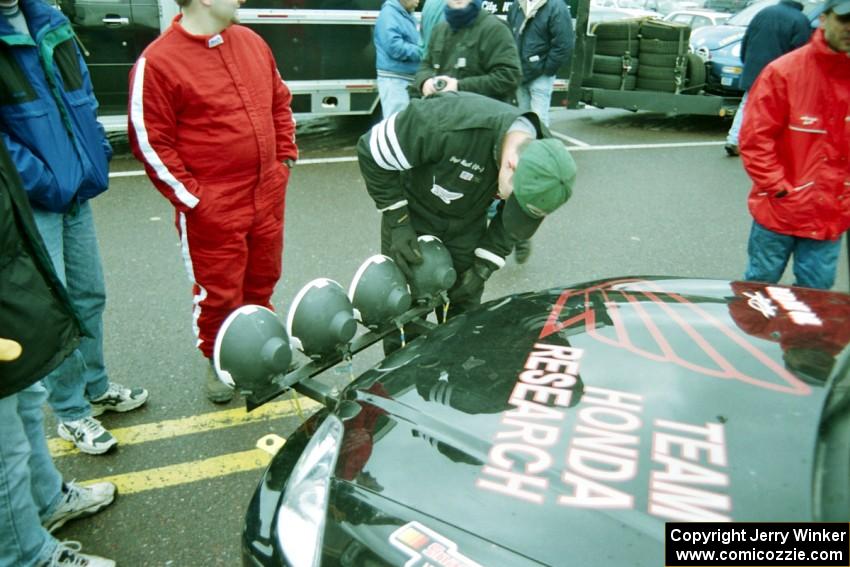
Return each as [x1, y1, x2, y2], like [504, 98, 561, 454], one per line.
[586, 19, 641, 91]
[636, 19, 690, 93]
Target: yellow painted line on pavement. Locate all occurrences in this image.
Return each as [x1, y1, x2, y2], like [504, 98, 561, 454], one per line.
[83, 448, 273, 495]
[81, 435, 287, 495]
[50, 396, 320, 458]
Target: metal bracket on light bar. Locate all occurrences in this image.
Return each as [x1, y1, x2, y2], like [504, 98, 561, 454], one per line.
[244, 297, 444, 411]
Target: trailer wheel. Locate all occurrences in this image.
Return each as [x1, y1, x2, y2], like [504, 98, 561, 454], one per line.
[636, 76, 677, 92]
[639, 38, 683, 55]
[594, 39, 640, 56]
[592, 55, 639, 75]
[685, 53, 707, 89]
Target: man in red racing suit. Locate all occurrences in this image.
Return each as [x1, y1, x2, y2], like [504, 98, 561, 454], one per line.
[739, 0, 850, 290]
[128, 0, 297, 402]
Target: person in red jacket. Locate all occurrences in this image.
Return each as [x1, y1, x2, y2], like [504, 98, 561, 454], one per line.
[739, 0, 850, 291]
[128, 0, 297, 403]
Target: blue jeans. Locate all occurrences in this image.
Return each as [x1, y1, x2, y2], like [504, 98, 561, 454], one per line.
[377, 76, 412, 118]
[32, 201, 109, 421]
[516, 74, 557, 127]
[0, 383, 63, 567]
[744, 221, 842, 290]
[726, 91, 748, 146]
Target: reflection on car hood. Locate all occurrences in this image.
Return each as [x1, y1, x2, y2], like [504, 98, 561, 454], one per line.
[690, 23, 744, 49]
[334, 277, 849, 565]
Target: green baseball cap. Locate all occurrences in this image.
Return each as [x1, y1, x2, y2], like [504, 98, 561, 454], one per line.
[502, 138, 576, 240]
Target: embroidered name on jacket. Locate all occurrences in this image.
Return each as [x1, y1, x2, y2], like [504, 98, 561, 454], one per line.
[431, 182, 464, 204]
[449, 156, 484, 172]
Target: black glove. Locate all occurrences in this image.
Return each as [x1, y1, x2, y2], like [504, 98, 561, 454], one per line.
[450, 259, 497, 304]
[384, 206, 422, 278]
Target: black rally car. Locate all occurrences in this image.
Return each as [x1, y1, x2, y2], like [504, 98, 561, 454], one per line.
[240, 276, 850, 566]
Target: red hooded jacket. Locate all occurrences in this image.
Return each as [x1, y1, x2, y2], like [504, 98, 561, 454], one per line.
[740, 29, 850, 241]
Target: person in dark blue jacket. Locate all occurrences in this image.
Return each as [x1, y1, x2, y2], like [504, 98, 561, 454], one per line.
[507, 0, 574, 127]
[0, 0, 148, 455]
[375, 0, 422, 117]
[506, 0, 573, 264]
[724, 0, 811, 156]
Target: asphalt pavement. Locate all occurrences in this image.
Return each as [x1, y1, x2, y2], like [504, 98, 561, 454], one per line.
[48, 107, 848, 566]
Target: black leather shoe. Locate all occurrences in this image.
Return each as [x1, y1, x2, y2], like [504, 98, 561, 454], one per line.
[724, 143, 740, 157]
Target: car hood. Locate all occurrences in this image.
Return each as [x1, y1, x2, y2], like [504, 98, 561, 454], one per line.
[690, 23, 744, 50]
[334, 277, 849, 565]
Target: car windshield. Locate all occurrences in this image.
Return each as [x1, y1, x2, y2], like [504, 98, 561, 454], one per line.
[727, 0, 778, 25]
[728, 0, 825, 25]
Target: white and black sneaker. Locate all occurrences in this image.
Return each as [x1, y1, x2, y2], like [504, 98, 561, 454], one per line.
[43, 481, 117, 533]
[57, 417, 117, 455]
[43, 541, 115, 567]
[89, 382, 149, 417]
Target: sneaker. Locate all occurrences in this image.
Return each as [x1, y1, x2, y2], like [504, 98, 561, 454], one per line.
[514, 239, 532, 264]
[44, 481, 117, 533]
[43, 541, 115, 567]
[206, 361, 234, 404]
[57, 417, 117, 455]
[724, 143, 740, 157]
[89, 382, 149, 417]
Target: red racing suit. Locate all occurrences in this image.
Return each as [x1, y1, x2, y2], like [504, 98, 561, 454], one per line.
[740, 28, 850, 242]
[128, 16, 297, 358]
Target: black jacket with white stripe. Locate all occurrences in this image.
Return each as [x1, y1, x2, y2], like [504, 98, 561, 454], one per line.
[357, 92, 546, 268]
